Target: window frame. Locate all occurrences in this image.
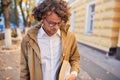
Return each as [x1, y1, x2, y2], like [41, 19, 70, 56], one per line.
[85, 1, 95, 35]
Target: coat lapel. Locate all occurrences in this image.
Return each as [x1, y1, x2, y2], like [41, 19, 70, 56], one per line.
[27, 24, 42, 64]
[60, 23, 70, 64]
[60, 32, 66, 64]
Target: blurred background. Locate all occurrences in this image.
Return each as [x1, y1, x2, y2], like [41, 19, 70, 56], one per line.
[0, 0, 120, 80]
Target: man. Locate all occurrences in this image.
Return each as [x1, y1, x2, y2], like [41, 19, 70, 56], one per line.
[20, 0, 80, 80]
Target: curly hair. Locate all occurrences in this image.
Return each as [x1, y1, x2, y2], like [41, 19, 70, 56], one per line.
[32, 0, 71, 23]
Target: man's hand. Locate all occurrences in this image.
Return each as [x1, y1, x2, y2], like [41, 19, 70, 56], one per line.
[65, 74, 77, 80]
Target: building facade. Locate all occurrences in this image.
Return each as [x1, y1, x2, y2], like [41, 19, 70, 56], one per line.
[69, 0, 120, 59]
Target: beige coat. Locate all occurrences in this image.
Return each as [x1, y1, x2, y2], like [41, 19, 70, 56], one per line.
[20, 23, 80, 80]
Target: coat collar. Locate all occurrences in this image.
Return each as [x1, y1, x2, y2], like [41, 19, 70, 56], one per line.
[27, 23, 41, 43]
[38, 27, 61, 38]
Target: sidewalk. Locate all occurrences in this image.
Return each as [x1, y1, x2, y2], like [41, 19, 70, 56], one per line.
[78, 42, 120, 80]
[0, 39, 20, 80]
[77, 68, 92, 80]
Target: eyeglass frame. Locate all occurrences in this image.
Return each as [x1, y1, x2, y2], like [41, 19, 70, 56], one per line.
[45, 18, 62, 27]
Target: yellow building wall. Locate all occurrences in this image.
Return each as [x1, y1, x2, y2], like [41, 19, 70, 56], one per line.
[114, 0, 120, 47]
[118, 27, 120, 47]
[70, 0, 120, 52]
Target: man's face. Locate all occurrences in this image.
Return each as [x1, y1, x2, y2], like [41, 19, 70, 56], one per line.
[43, 12, 62, 36]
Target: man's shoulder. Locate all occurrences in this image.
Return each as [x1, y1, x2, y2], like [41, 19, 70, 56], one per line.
[22, 34, 31, 43]
[22, 24, 41, 42]
[67, 31, 76, 38]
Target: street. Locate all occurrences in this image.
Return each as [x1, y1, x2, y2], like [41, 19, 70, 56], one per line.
[78, 43, 120, 80]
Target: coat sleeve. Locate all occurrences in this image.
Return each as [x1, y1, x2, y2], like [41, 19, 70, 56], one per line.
[69, 34, 80, 73]
[20, 39, 30, 80]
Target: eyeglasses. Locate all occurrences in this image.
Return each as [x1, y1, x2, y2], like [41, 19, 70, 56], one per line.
[45, 18, 62, 27]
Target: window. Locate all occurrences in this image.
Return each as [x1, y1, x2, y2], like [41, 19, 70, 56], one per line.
[85, 1, 95, 34]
